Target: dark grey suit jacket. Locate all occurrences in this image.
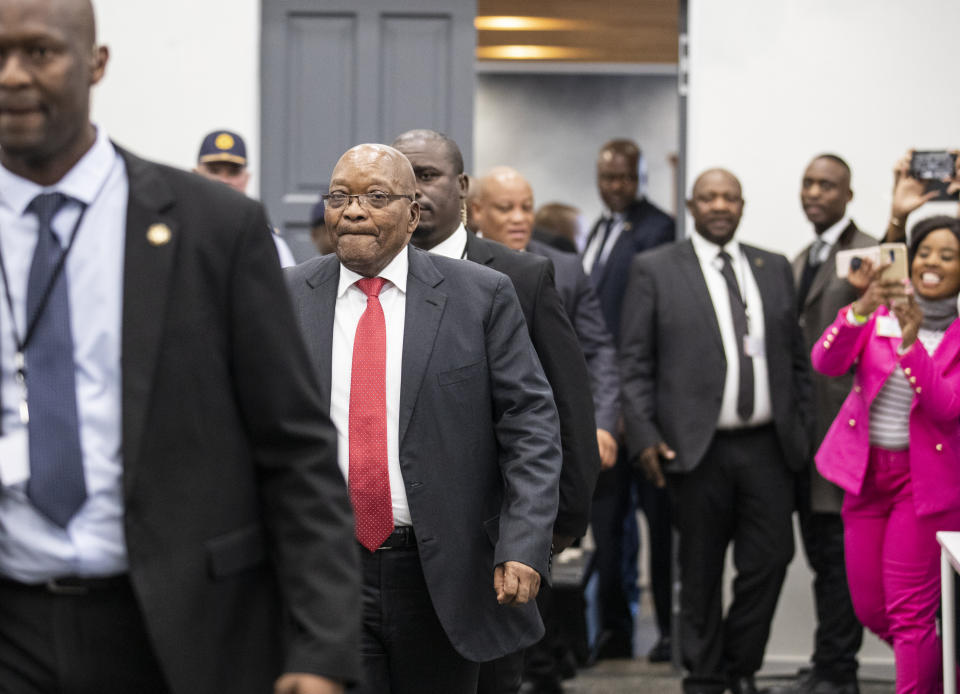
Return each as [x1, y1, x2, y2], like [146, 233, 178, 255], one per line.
[527, 239, 619, 433]
[620, 238, 812, 474]
[464, 234, 599, 539]
[115, 150, 360, 693]
[792, 221, 876, 511]
[285, 245, 562, 662]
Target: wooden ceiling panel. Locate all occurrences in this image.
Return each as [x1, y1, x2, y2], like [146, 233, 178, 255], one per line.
[476, 0, 678, 63]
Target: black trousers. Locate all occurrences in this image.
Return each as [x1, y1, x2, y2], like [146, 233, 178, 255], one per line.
[796, 473, 863, 683]
[671, 426, 795, 694]
[358, 545, 478, 694]
[590, 446, 674, 649]
[0, 575, 169, 694]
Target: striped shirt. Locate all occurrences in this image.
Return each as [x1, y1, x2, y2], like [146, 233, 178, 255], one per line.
[869, 328, 945, 449]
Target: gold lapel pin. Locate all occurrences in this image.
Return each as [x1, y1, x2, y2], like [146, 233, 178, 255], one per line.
[753, 257, 764, 268]
[146, 223, 172, 247]
[623, 222, 633, 231]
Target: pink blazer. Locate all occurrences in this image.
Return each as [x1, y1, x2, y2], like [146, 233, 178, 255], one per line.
[811, 305, 960, 516]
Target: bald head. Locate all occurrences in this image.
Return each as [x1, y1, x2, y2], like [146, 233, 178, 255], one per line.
[60, 0, 96, 47]
[326, 143, 419, 277]
[687, 168, 744, 246]
[392, 129, 464, 175]
[331, 144, 416, 194]
[471, 166, 535, 251]
[691, 168, 741, 199]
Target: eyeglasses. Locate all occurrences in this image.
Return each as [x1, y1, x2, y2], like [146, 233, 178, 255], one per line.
[321, 192, 414, 209]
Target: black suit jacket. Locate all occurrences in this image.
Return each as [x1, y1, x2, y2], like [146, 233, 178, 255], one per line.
[586, 198, 675, 341]
[792, 221, 876, 511]
[620, 239, 812, 474]
[115, 150, 360, 693]
[285, 246, 562, 662]
[465, 234, 600, 539]
[527, 239, 619, 434]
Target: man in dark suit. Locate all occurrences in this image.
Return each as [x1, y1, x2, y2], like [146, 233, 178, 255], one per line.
[583, 138, 676, 662]
[285, 143, 561, 694]
[472, 166, 620, 694]
[0, 2, 359, 693]
[620, 169, 812, 694]
[390, 130, 600, 694]
[777, 155, 873, 694]
[473, 166, 619, 470]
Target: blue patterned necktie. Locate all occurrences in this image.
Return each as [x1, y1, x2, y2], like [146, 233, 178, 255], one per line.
[25, 192, 86, 527]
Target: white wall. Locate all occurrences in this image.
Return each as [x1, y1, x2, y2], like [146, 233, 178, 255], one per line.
[688, 0, 960, 676]
[687, 0, 960, 260]
[475, 73, 679, 232]
[91, 0, 262, 195]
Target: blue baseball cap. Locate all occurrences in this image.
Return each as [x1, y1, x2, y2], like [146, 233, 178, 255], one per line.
[197, 130, 247, 166]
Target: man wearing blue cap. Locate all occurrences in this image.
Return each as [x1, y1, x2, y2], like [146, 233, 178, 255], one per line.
[194, 129, 297, 267]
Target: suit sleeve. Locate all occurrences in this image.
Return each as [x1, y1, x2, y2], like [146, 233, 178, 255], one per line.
[619, 256, 664, 457]
[570, 267, 620, 433]
[228, 206, 360, 683]
[486, 275, 563, 578]
[528, 261, 601, 539]
[811, 306, 873, 378]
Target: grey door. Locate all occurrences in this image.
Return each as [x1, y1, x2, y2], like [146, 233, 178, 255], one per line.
[261, 0, 477, 261]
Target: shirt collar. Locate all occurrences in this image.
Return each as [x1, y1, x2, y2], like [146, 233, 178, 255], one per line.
[337, 244, 409, 298]
[690, 229, 740, 265]
[428, 224, 468, 260]
[816, 214, 852, 248]
[0, 126, 117, 216]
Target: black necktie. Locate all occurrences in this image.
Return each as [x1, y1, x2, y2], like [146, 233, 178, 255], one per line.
[590, 217, 615, 279]
[717, 250, 754, 421]
[25, 192, 86, 527]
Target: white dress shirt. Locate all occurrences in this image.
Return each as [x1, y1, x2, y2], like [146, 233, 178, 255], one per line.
[582, 208, 626, 275]
[0, 127, 128, 581]
[428, 224, 469, 260]
[330, 246, 411, 526]
[690, 232, 772, 429]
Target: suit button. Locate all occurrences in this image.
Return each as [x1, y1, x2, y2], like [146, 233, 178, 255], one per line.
[909, 376, 917, 384]
[823, 341, 831, 349]
[916, 387, 922, 394]
[854, 385, 862, 393]
[848, 419, 856, 427]
[936, 444, 944, 452]
[832, 327, 839, 335]
[904, 367, 912, 376]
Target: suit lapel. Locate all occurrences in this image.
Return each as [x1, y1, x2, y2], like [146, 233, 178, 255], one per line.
[464, 232, 493, 267]
[741, 245, 778, 335]
[677, 240, 723, 351]
[803, 222, 857, 310]
[117, 148, 178, 487]
[303, 257, 340, 411]
[399, 247, 446, 444]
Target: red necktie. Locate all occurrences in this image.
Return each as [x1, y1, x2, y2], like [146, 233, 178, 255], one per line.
[350, 277, 394, 551]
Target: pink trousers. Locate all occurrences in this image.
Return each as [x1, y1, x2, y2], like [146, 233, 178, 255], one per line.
[842, 447, 960, 694]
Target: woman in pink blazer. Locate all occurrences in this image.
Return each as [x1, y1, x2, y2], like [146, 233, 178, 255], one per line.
[812, 216, 960, 693]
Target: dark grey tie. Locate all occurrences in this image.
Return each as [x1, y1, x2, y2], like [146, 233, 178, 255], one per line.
[717, 250, 754, 421]
[25, 192, 86, 527]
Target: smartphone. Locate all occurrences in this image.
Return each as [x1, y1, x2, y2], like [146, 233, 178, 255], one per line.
[910, 150, 959, 202]
[878, 242, 908, 281]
